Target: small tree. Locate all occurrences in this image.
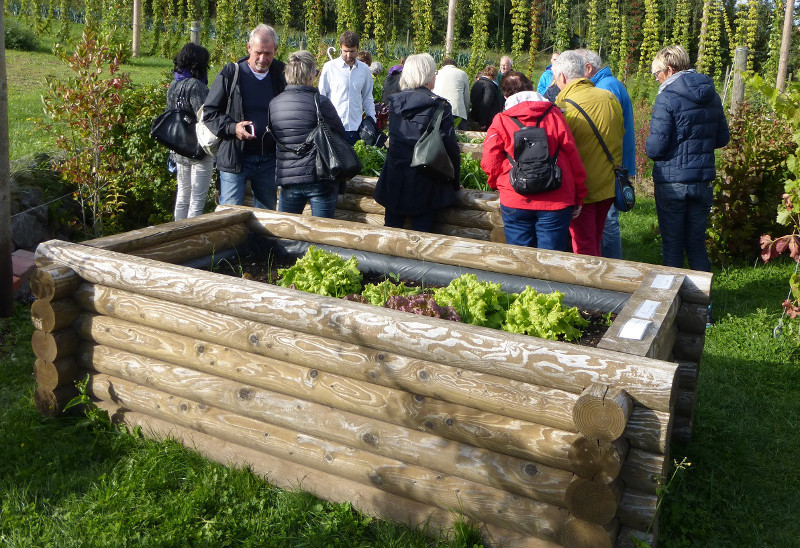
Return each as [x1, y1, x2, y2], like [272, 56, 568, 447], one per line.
[43, 30, 130, 237]
[466, 0, 489, 79]
[637, 0, 660, 77]
[527, 0, 543, 79]
[509, 0, 527, 67]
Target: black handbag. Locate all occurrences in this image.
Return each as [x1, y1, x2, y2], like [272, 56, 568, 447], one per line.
[410, 100, 455, 181]
[357, 116, 388, 148]
[270, 94, 362, 182]
[563, 98, 635, 212]
[150, 80, 206, 160]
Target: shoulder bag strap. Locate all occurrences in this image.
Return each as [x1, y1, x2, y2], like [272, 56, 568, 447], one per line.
[225, 62, 240, 116]
[563, 98, 614, 168]
[268, 93, 318, 156]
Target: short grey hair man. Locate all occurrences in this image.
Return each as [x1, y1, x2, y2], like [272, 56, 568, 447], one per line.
[284, 50, 317, 86]
[551, 50, 586, 85]
[249, 23, 278, 46]
[400, 53, 436, 90]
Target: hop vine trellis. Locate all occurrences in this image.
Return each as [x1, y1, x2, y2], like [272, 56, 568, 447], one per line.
[7, 0, 794, 85]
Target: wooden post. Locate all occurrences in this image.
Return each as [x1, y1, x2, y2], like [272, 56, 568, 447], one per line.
[0, 2, 13, 317]
[132, 0, 142, 57]
[445, 0, 456, 58]
[776, 0, 795, 92]
[190, 20, 201, 45]
[730, 47, 747, 116]
[572, 384, 633, 441]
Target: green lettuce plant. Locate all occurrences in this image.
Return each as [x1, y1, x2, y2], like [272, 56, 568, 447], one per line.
[502, 287, 589, 341]
[433, 274, 515, 330]
[277, 246, 363, 298]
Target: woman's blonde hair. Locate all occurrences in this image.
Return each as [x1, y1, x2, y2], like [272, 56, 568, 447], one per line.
[651, 45, 691, 74]
[400, 53, 436, 90]
[285, 50, 317, 85]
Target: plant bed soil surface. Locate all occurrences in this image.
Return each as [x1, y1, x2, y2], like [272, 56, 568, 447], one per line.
[213, 255, 613, 347]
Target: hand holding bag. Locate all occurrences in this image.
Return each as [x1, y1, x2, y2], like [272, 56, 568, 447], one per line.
[563, 98, 635, 212]
[150, 80, 206, 159]
[410, 100, 455, 181]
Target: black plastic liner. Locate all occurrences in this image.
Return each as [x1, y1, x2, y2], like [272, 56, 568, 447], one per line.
[244, 234, 629, 314]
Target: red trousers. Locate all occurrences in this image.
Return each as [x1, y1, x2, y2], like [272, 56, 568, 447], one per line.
[570, 198, 613, 257]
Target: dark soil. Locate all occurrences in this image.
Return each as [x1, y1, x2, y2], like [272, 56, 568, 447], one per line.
[213, 255, 613, 347]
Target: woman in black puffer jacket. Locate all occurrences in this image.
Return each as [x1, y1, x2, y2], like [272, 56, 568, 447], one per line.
[268, 50, 347, 218]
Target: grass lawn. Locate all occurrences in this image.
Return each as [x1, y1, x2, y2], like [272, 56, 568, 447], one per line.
[3, 31, 800, 547]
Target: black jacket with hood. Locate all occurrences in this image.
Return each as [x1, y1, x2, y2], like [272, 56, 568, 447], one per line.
[202, 56, 287, 173]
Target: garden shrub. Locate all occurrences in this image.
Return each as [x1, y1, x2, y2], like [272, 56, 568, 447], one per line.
[5, 18, 39, 51]
[708, 100, 795, 263]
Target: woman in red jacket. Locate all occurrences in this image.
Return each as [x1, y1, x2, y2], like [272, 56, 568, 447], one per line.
[481, 72, 587, 250]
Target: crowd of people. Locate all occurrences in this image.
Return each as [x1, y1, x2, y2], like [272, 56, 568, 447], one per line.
[163, 26, 729, 274]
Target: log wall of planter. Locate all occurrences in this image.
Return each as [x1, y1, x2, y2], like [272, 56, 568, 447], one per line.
[30, 208, 712, 547]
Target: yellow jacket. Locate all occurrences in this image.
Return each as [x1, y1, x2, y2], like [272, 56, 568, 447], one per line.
[556, 79, 624, 204]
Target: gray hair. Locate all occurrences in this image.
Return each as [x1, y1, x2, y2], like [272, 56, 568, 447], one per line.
[551, 50, 585, 81]
[577, 49, 602, 70]
[285, 50, 316, 85]
[249, 24, 278, 46]
[501, 55, 513, 65]
[400, 53, 436, 90]
[652, 44, 691, 73]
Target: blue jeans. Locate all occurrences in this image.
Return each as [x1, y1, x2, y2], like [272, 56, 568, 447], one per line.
[655, 182, 713, 272]
[601, 204, 623, 259]
[278, 181, 339, 218]
[500, 205, 573, 251]
[219, 153, 278, 209]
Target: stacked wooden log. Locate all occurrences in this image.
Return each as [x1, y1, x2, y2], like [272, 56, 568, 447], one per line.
[323, 175, 505, 242]
[30, 209, 712, 548]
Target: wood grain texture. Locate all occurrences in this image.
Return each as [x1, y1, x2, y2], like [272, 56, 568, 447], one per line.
[82, 209, 252, 253]
[565, 478, 624, 524]
[126, 224, 249, 264]
[76, 340, 577, 507]
[616, 489, 658, 531]
[597, 271, 684, 361]
[677, 361, 699, 391]
[38, 240, 681, 415]
[31, 328, 78, 362]
[343, 176, 501, 212]
[30, 298, 80, 332]
[560, 515, 618, 548]
[87, 373, 569, 541]
[95, 403, 562, 548]
[572, 384, 632, 442]
[673, 332, 705, 362]
[625, 407, 671, 454]
[34, 357, 79, 391]
[33, 385, 78, 416]
[620, 448, 667, 495]
[73, 284, 619, 477]
[328, 208, 493, 241]
[458, 142, 483, 159]
[29, 265, 81, 301]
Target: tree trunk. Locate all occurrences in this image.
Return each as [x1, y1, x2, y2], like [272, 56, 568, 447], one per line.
[776, 0, 795, 91]
[0, 3, 13, 317]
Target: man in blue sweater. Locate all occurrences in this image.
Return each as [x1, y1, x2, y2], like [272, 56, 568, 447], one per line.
[579, 50, 636, 259]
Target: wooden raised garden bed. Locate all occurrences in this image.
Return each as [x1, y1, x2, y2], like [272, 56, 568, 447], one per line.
[29, 207, 710, 548]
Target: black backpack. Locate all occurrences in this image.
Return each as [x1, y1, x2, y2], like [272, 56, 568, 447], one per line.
[506, 103, 562, 195]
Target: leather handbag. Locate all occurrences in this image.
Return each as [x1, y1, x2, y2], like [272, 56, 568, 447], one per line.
[150, 80, 205, 160]
[410, 100, 455, 181]
[195, 62, 240, 157]
[357, 115, 388, 148]
[563, 98, 635, 212]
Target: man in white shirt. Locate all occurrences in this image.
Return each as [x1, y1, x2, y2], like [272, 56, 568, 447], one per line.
[318, 30, 376, 146]
[432, 59, 470, 129]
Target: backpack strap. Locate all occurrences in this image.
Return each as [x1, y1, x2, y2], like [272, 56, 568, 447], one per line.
[505, 103, 561, 164]
[563, 98, 616, 168]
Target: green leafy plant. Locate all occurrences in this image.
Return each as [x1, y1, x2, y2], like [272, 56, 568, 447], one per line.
[460, 154, 489, 191]
[277, 246, 363, 298]
[709, 100, 795, 263]
[502, 287, 588, 341]
[433, 274, 515, 330]
[360, 278, 421, 306]
[5, 17, 39, 50]
[64, 374, 117, 433]
[43, 29, 130, 237]
[354, 139, 387, 176]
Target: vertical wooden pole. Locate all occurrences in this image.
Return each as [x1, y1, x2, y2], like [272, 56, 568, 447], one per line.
[445, 0, 456, 58]
[776, 0, 796, 92]
[132, 0, 142, 57]
[0, 1, 14, 317]
[190, 20, 201, 45]
[730, 46, 747, 116]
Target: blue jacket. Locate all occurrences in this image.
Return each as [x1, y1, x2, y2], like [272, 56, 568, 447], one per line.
[646, 70, 729, 184]
[591, 66, 636, 176]
[537, 66, 553, 95]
